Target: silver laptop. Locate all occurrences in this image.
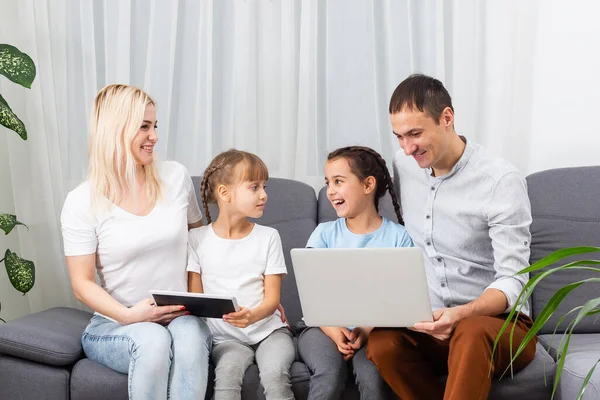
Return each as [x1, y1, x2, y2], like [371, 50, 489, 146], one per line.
[290, 247, 432, 327]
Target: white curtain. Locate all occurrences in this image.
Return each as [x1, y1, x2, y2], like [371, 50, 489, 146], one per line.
[1, 0, 599, 319]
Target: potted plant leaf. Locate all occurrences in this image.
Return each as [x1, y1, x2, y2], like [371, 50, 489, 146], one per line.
[493, 246, 600, 399]
[0, 44, 37, 322]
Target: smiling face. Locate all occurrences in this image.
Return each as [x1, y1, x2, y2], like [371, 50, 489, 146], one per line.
[131, 104, 158, 166]
[391, 106, 455, 175]
[324, 157, 374, 219]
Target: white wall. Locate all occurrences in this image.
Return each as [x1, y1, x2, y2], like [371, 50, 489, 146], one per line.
[527, 1, 600, 174]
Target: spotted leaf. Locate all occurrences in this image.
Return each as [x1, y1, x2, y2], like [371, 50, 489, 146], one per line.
[0, 94, 26, 139]
[0, 213, 28, 235]
[2, 249, 35, 294]
[0, 44, 36, 88]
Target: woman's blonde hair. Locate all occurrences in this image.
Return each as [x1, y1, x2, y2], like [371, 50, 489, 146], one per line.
[87, 84, 161, 209]
[200, 149, 269, 223]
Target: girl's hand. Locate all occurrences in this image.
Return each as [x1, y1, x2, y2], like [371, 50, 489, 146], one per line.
[348, 327, 369, 350]
[321, 326, 355, 361]
[277, 303, 287, 323]
[124, 298, 188, 325]
[223, 306, 255, 328]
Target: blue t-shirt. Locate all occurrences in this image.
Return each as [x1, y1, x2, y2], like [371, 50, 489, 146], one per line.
[305, 217, 413, 330]
[306, 217, 414, 249]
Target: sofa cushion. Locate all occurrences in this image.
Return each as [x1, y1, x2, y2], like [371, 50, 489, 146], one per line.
[192, 176, 318, 328]
[0, 307, 91, 366]
[488, 342, 555, 400]
[0, 354, 71, 400]
[70, 357, 312, 400]
[317, 187, 401, 224]
[538, 333, 600, 400]
[70, 358, 128, 400]
[527, 166, 600, 334]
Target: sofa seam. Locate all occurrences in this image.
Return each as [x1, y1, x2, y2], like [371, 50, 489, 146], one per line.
[0, 338, 81, 361]
[532, 215, 600, 223]
[561, 363, 600, 397]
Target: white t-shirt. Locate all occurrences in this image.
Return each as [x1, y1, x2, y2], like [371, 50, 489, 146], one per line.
[187, 224, 288, 345]
[61, 161, 202, 307]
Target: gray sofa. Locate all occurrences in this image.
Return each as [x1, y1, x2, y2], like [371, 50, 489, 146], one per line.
[0, 166, 598, 399]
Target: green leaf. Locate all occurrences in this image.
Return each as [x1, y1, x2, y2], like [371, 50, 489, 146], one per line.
[0, 44, 36, 88]
[1, 249, 35, 294]
[577, 359, 600, 400]
[552, 319, 576, 398]
[519, 246, 600, 275]
[0, 93, 27, 139]
[0, 213, 28, 234]
[492, 258, 600, 384]
[495, 277, 596, 380]
[494, 262, 600, 368]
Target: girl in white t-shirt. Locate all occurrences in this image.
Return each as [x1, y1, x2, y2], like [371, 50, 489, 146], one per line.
[61, 84, 211, 400]
[187, 149, 294, 400]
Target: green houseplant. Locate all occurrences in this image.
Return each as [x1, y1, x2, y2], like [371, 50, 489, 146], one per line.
[494, 246, 600, 399]
[0, 44, 37, 322]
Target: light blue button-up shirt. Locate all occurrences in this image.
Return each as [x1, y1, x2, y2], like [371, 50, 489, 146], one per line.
[393, 137, 531, 316]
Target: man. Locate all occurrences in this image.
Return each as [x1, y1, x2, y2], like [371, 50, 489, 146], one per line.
[366, 74, 537, 399]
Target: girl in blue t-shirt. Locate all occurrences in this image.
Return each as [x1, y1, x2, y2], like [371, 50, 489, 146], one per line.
[297, 145, 413, 400]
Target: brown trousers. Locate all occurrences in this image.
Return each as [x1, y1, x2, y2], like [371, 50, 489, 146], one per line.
[366, 314, 536, 400]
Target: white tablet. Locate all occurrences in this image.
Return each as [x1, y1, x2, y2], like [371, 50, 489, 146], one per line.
[150, 290, 239, 319]
[290, 247, 433, 327]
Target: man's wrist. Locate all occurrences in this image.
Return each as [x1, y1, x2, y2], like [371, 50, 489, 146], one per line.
[454, 304, 471, 321]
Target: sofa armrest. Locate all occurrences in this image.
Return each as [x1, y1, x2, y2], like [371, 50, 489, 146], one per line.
[0, 307, 92, 366]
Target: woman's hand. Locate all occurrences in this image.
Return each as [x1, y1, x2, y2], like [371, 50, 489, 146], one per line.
[223, 306, 255, 328]
[321, 326, 355, 361]
[123, 298, 188, 325]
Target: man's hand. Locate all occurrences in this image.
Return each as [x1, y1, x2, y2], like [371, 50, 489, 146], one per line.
[223, 306, 255, 328]
[412, 307, 466, 340]
[321, 326, 355, 361]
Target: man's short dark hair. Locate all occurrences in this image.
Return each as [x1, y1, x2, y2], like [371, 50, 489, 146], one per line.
[389, 74, 454, 124]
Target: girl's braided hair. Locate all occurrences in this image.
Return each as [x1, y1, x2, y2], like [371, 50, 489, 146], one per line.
[200, 149, 269, 223]
[327, 146, 403, 225]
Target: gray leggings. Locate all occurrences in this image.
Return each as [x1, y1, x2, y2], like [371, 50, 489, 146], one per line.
[211, 328, 295, 400]
[297, 326, 395, 400]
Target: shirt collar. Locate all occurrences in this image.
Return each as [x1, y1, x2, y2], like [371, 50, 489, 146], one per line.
[429, 135, 475, 181]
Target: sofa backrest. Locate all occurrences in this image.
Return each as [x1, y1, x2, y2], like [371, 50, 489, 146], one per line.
[317, 187, 401, 224]
[191, 176, 317, 327]
[527, 166, 600, 334]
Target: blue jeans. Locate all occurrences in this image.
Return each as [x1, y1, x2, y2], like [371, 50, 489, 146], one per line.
[82, 314, 212, 400]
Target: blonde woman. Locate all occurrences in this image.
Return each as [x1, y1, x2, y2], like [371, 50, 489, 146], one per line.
[61, 84, 211, 400]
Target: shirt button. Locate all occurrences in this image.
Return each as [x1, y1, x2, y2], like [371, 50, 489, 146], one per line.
[426, 241, 431, 246]
[437, 258, 442, 262]
[431, 186, 435, 191]
[441, 282, 446, 287]
[426, 215, 431, 219]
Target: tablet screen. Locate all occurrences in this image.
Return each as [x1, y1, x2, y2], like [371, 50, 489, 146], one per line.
[150, 290, 239, 319]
